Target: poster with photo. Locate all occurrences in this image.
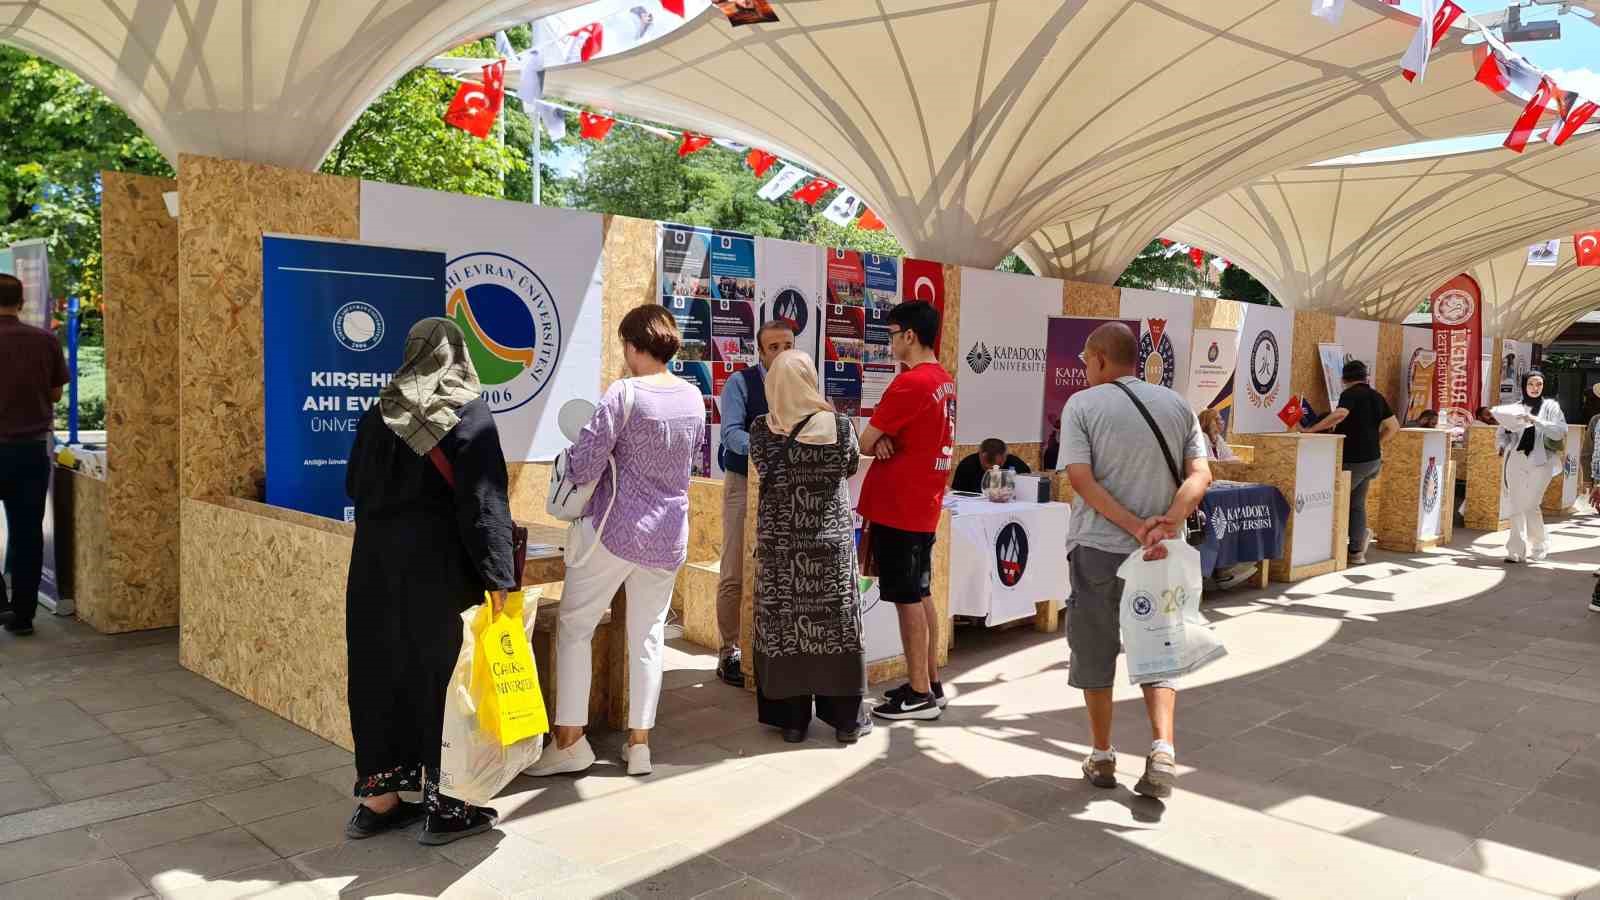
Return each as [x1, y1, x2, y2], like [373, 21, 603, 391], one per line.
[865, 255, 898, 310]
[664, 296, 712, 362]
[1401, 326, 1434, 420]
[824, 361, 863, 418]
[825, 304, 866, 363]
[826, 249, 866, 308]
[710, 361, 747, 424]
[671, 361, 716, 477]
[710, 299, 756, 365]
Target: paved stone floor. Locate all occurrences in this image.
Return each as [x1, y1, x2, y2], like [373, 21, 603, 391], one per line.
[4, 519, 1600, 899]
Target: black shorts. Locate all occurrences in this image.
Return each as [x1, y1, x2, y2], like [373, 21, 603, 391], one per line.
[870, 523, 936, 604]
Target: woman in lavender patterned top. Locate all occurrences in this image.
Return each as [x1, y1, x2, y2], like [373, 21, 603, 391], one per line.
[527, 305, 705, 779]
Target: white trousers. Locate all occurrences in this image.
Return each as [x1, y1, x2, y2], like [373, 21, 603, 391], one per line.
[554, 534, 679, 730]
[1505, 450, 1553, 560]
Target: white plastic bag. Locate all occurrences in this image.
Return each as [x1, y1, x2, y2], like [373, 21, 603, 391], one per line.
[438, 595, 545, 807]
[1117, 540, 1226, 685]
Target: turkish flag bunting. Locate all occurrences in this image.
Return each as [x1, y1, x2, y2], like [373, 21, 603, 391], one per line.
[791, 178, 838, 205]
[1576, 231, 1600, 267]
[569, 23, 604, 62]
[677, 132, 713, 157]
[1504, 76, 1559, 153]
[1475, 51, 1510, 93]
[1158, 238, 1174, 248]
[1400, 0, 1462, 83]
[1551, 100, 1599, 146]
[578, 111, 616, 141]
[857, 208, 886, 231]
[443, 59, 506, 139]
[661, 0, 686, 15]
[1189, 247, 1205, 269]
[745, 149, 778, 177]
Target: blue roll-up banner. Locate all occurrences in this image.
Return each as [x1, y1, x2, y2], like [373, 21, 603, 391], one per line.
[263, 235, 445, 520]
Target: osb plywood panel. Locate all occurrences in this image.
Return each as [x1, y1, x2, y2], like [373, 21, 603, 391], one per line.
[1464, 425, 1507, 531]
[601, 215, 658, 394]
[1441, 458, 1456, 546]
[67, 471, 111, 629]
[1195, 298, 1246, 331]
[179, 497, 355, 750]
[1062, 279, 1120, 318]
[938, 263, 960, 378]
[1252, 434, 1343, 581]
[678, 562, 721, 651]
[687, 477, 726, 564]
[1374, 431, 1426, 552]
[95, 172, 182, 632]
[1293, 311, 1337, 413]
[1489, 337, 1504, 408]
[508, 462, 564, 528]
[1378, 323, 1405, 414]
[178, 155, 359, 501]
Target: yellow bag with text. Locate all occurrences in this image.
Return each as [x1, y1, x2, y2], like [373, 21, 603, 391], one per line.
[469, 591, 549, 746]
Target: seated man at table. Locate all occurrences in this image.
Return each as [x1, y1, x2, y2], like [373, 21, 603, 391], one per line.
[1060, 322, 1211, 800]
[1408, 409, 1439, 429]
[950, 438, 1031, 493]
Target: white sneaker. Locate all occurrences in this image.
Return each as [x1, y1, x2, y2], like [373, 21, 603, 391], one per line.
[524, 736, 595, 777]
[625, 743, 652, 776]
[1506, 555, 1525, 565]
[1531, 548, 1549, 562]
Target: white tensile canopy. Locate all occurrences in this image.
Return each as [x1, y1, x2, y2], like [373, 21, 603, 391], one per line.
[546, 0, 1529, 274]
[1469, 244, 1600, 344]
[1154, 133, 1600, 335]
[0, 0, 585, 169]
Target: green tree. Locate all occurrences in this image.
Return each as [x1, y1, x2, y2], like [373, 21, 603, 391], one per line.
[1218, 264, 1277, 306]
[0, 46, 172, 315]
[1115, 241, 1204, 292]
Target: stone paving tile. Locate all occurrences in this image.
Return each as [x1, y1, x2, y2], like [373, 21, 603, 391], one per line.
[1434, 734, 1575, 789]
[94, 700, 210, 736]
[775, 793, 889, 841]
[11, 735, 141, 777]
[153, 860, 328, 900]
[701, 823, 821, 873]
[147, 740, 270, 779]
[226, 717, 335, 758]
[0, 704, 110, 752]
[836, 819, 976, 879]
[1464, 815, 1600, 897]
[0, 781, 53, 819]
[121, 826, 278, 890]
[753, 846, 906, 900]
[599, 845, 742, 899]
[0, 858, 148, 900]
[987, 821, 1133, 883]
[1331, 676, 1449, 714]
[242, 799, 356, 859]
[92, 802, 239, 856]
[0, 828, 113, 885]
[0, 760, 24, 789]
[695, 877, 788, 899]
[123, 720, 243, 756]
[1077, 853, 1239, 900]
[260, 747, 352, 780]
[902, 793, 1034, 847]
[288, 830, 443, 893]
[439, 832, 591, 896]
[202, 776, 345, 826]
[42, 758, 168, 803]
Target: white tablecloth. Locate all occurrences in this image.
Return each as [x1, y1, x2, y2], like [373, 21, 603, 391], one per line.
[947, 498, 1070, 626]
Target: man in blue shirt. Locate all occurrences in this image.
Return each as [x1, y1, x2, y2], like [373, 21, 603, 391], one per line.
[715, 320, 794, 685]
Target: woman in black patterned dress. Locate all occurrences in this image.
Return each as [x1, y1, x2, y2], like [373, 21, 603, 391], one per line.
[749, 351, 870, 744]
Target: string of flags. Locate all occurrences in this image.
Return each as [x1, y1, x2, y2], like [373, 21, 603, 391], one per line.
[1313, 0, 1596, 153]
[1526, 231, 1600, 269]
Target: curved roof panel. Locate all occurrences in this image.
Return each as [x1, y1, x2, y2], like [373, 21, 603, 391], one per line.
[1470, 244, 1600, 345]
[0, 0, 584, 169]
[1145, 133, 1600, 329]
[547, 0, 1526, 273]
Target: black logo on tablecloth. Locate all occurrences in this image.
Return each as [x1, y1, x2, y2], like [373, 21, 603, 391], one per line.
[995, 521, 1029, 587]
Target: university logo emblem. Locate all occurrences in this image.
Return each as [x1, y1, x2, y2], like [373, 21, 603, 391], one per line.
[1139, 318, 1177, 388]
[770, 288, 810, 336]
[333, 301, 384, 352]
[1207, 341, 1219, 363]
[966, 341, 994, 375]
[446, 252, 562, 414]
[994, 522, 1029, 588]
[1247, 330, 1281, 409]
[1131, 591, 1156, 620]
[499, 632, 516, 656]
[1434, 288, 1476, 326]
[1422, 457, 1440, 514]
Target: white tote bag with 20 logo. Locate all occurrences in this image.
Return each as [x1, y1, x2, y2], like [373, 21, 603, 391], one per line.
[1117, 540, 1227, 685]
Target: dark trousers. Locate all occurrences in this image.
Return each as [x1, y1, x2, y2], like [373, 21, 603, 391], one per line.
[1345, 459, 1383, 553]
[0, 441, 50, 627]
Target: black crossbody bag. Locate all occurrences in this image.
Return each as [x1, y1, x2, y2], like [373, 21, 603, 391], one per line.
[1110, 380, 1207, 547]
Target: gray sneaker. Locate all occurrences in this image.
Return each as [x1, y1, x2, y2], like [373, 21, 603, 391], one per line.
[1134, 751, 1176, 799]
[1082, 752, 1117, 789]
[1349, 551, 1366, 566]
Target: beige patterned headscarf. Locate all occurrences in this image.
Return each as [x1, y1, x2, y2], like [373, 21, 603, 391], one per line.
[380, 318, 482, 455]
[765, 351, 837, 445]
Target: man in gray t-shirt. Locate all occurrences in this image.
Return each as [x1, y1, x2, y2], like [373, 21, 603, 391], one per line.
[1058, 323, 1212, 800]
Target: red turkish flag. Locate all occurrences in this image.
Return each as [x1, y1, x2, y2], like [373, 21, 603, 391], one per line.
[1551, 100, 1597, 146]
[1278, 396, 1304, 429]
[569, 23, 604, 61]
[857, 208, 886, 231]
[677, 132, 713, 157]
[1401, 0, 1463, 82]
[1158, 238, 1173, 248]
[578, 111, 616, 141]
[661, 0, 686, 15]
[791, 178, 838, 205]
[1576, 231, 1600, 267]
[745, 149, 778, 177]
[1475, 51, 1510, 93]
[1504, 76, 1559, 153]
[443, 60, 506, 139]
[1189, 247, 1205, 269]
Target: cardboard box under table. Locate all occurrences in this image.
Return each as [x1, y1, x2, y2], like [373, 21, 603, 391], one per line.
[1373, 428, 1455, 553]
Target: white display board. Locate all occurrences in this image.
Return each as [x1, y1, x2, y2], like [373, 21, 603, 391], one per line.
[1334, 316, 1380, 387]
[1187, 327, 1239, 414]
[1233, 304, 1297, 434]
[955, 267, 1061, 443]
[756, 238, 825, 363]
[1418, 430, 1447, 542]
[359, 181, 605, 462]
[1119, 288, 1194, 397]
[1318, 343, 1346, 411]
[1292, 437, 1337, 566]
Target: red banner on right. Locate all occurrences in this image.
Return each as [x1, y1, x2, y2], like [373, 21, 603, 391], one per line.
[1431, 273, 1482, 432]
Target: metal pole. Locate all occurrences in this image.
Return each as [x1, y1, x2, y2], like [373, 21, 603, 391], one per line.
[67, 296, 79, 445]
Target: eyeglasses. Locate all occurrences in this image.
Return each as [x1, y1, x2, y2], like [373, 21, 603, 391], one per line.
[887, 328, 905, 340]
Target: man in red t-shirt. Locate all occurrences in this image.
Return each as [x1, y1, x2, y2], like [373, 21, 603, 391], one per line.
[858, 301, 955, 720]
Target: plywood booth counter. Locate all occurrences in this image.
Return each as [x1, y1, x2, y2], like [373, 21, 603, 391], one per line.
[1373, 429, 1455, 553]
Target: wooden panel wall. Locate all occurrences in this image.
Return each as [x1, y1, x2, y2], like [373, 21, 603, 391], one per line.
[90, 172, 181, 632]
[1377, 323, 1405, 414]
[66, 471, 110, 624]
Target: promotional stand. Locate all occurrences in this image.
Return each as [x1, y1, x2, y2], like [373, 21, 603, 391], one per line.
[1373, 429, 1454, 553]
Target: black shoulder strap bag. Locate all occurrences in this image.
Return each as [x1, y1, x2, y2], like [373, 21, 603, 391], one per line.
[1109, 379, 1207, 547]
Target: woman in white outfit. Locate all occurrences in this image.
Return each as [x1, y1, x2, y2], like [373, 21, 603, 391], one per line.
[527, 305, 705, 778]
[1498, 371, 1567, 564]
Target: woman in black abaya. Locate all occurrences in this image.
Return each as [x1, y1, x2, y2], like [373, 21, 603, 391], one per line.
[343, 317, 516, 846]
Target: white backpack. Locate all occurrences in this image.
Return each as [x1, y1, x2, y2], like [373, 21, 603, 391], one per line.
[547, 379, 634, 567]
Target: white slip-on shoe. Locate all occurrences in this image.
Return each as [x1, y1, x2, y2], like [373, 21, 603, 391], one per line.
[625, 743, 652, 776]
[524, 736, 595, 777]
[1531, 547, 1549, 562]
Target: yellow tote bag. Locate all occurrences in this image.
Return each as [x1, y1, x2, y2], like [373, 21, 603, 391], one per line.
[469, 591, 549, 746]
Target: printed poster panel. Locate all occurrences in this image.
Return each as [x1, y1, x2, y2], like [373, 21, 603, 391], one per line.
[10, 239, 51, 332]
[823, 361, 862, 418]
[360, 182, 606, 462]
[859, 253, 901, 417]
[671, 361, 716, 477]
[1186, 327, 1239, 420]
[1118, 288, 1193, 397]
[1431, 274, 1482, 434]
[1418, 430, 1446, 541]
[1291, 436, 1338, 567]
[1401, 326, 1435, 423]
[1232, 304, 1297, 434]
[826, 249, 865, 308]
[901, 258, 946, 354]
[1334, 317, 1380, 388]
[1499, 339, 1532, 404]
[262, 236, 445, 520]
[1317, 343, 1346, 412]
[757, 238, 823, 363]
[0, 247, 12, 275]
[1041, 316, 1140, 464]
[956, 267, 1061, 443]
